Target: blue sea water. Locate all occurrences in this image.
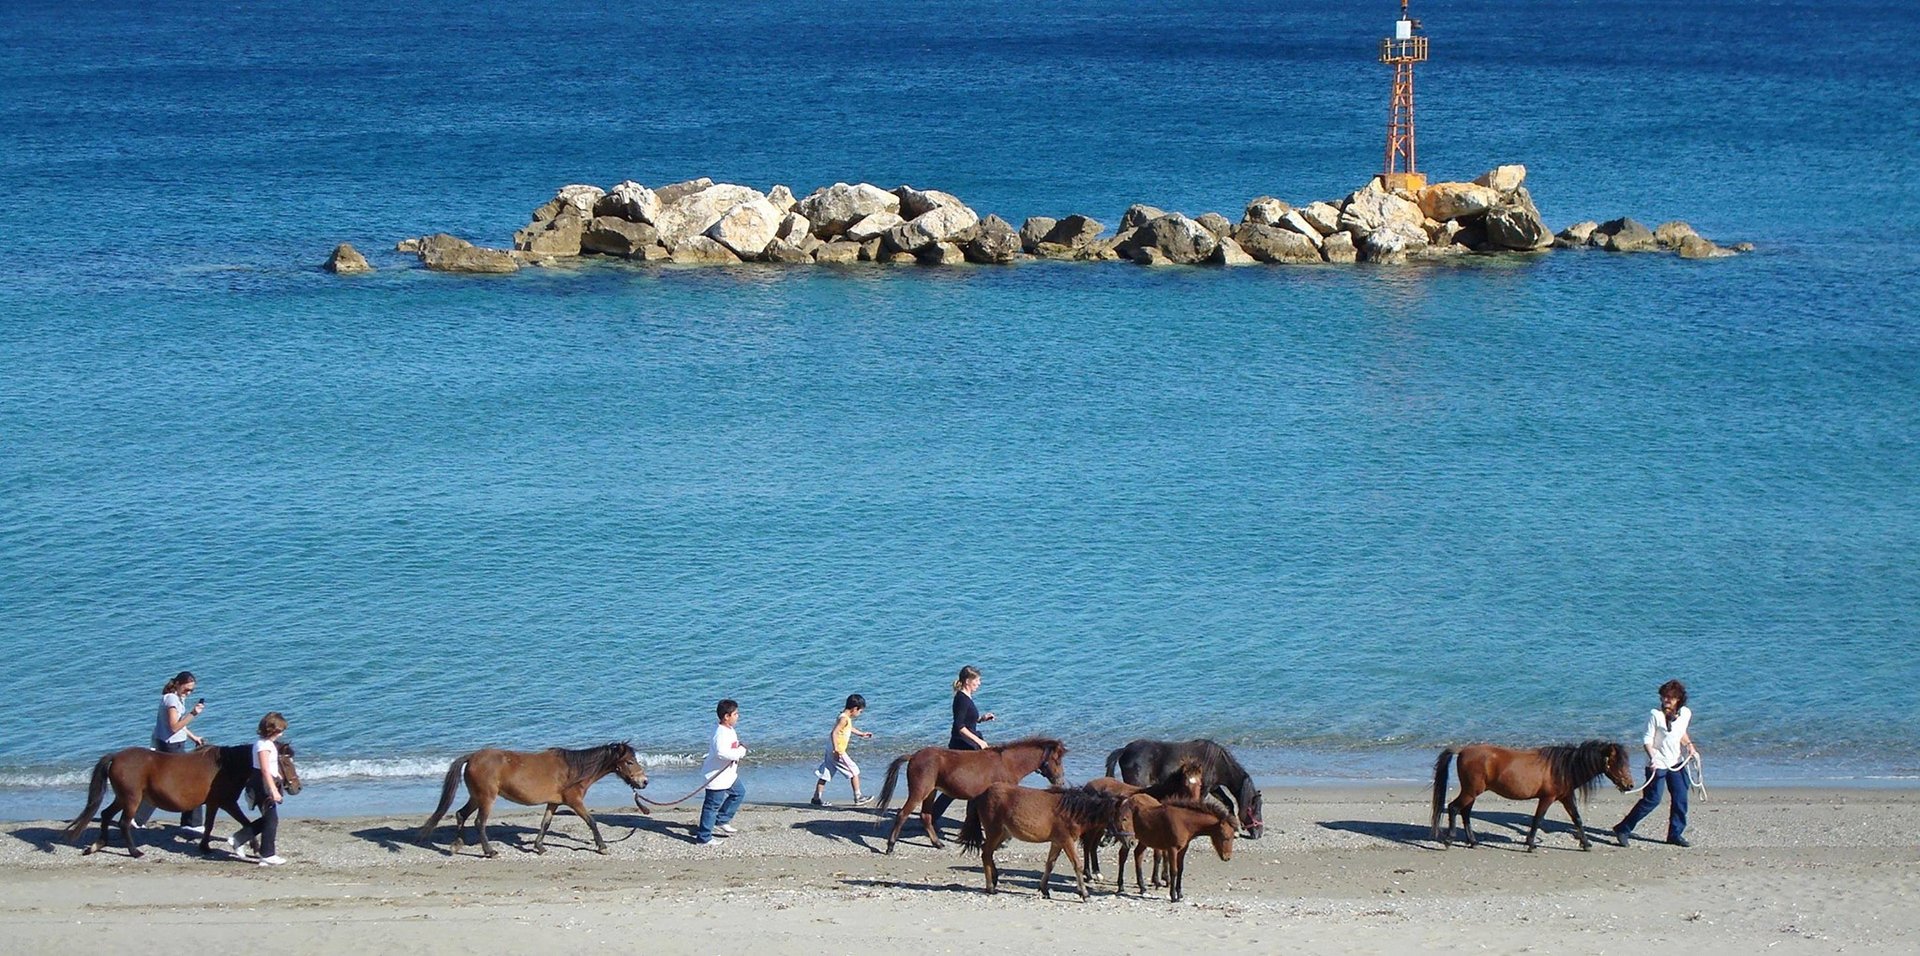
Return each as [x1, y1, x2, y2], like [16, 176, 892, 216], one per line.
[2, 0, 1917, 818]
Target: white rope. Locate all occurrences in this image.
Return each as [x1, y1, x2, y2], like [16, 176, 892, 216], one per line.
[1621, 752, 1706, 799]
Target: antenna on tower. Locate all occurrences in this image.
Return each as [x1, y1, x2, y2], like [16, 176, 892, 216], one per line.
[1379, 0, 1430, 191]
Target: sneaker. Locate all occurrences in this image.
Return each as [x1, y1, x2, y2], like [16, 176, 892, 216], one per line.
[257, 855, 287, 867]
[852, 795, 872, 807]
[1612, 826, 1631, 848]
[696, 837, 716, 845]
[1667, 835, 1691, 848]
[718, 823, 738, 835]
[226, 836, 251, 858]
[810, 796, 828, 807]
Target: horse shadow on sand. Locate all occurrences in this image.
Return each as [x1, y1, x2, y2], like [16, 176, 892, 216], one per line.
[1321, 810, 1599, 852]
[361, 808, 686, 855]
[7, 825, 75, 855]
[789, 813, 885, 852]
[8, 822, 253, 860]
[844, 863, 1031, 896]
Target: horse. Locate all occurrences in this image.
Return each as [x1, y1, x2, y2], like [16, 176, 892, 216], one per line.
[1106, 738, 1264, 838]
[1118, 795, 1236, 901]
[1431, 740, 1636, 851]
[417, 742, 650, 858]
[876, 737, 1068, 853]
[1080, 758, 1206, 879]
[61, 743, 302, 858]
[956, 784, 1132, 900]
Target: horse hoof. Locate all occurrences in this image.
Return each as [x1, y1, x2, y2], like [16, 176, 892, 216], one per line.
[483, 850, 498, 859]
[129, 849, 144, 859]
[82, 846, 97, 856]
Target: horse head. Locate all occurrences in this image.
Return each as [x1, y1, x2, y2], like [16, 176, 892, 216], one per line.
[1238, 781, 1264, 839]
[1040, 740, 1069, 787]
[1603, 742, 1636, 792]
[1208, 813, 1237, 861]
[1176, 759, 1206, 800]
[610, 742, 650, 792]
[277, 742, 304, 796]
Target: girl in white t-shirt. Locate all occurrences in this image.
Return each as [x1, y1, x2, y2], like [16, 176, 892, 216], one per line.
[1613, 680, 1700, 847]
[229, 712, 290, 865]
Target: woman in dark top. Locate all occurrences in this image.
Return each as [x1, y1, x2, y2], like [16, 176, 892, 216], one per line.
[929, 665, 994, 822]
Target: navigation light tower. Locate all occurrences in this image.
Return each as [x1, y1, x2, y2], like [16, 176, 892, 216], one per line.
[1379, 0, 1429, 191]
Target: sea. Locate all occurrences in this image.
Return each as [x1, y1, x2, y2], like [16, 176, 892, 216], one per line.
[2, 0, 1916, 820]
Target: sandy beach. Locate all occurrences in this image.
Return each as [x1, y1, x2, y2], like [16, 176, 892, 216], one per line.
[3, 785, 1915, 954]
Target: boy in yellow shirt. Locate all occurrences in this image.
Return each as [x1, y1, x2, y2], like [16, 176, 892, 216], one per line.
[810, 694, 873, 807]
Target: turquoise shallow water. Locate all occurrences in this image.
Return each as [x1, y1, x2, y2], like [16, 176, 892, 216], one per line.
[2, 0, 1917, 815]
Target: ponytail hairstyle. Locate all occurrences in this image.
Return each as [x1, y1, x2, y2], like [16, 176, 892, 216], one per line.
[257, 711, 288, 738]
[162, 671, 196, 696]
[953, 665, 981, 694]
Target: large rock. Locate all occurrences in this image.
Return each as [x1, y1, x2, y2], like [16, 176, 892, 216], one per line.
[1243, 197, 1291, 226]
[886, 204, 980, 252]
[1120, 213, 1217, 264]
[796, 183, 900, 238]
[1277, 210, 1324, 248]
[916, 242, 969, 265]
[1417, 182, 1502, 222]
[1361, 227, 1418, 264]
[1195, 212, 1234, 240]
[962, 214, 1020, 264]
[1596, 217, 1659, 252]
[766, 184, 797, 214]
[761, 238, 814, 264]
[323, 243, 372, 274]
[1677, 235, 1733, 259]
[581, 217, 661, 257]
[1300, 201, 1342, 236]
[1119, 204, 1168, 232]
[1031, 241, 1082, 261]
[1233, 222, 1320, 263]
[1473, 164, 1527, 194]
[1042, 215, 1103, 249]
[419, 235, 520, 274]
[1654, 220, 1699, 249]
[1339, 183, 1425, 240]
[1019, 217, 1057, 252]
[595, 181, 659, 224]
[1321, 231, 1358, 263]
[1134, 247, 1173, 266]
[813, 240, 862, 264]
[1556, 220, 1600, 248]
[513, 208, 585, 256]
[843, 211, 904, 242]
[654, 184, 767, 247]
[654, 178, 714, 205]
[668, 235, 740, 265]
[554, 184, 606, 218]
[777, 212, 812, 241]
[895, 186, 968, 220]
[704, 197, 783, 258]
[1211, 236, 1257, 266]
[1483, 195, 1553, 251]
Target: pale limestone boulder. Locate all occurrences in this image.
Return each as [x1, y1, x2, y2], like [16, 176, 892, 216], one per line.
[843, 211, 905, 243]
[895, 186, 967, 219]
[962, 214, 1020, 264]
[582, 217, 661, 257]
[555, 184, 606, 218]
[1233, 223, 1320, 263]
[1474, 164, 1527, 194]
[1019, 217, 1057, 252]
[916, 242, 968, 265]
[1596, 217, 1659, 252]
[1211, 236, 1257, 266]
[1121, 213, 1217, 264]
[324, 243, 372, 274]
[1042, 215, 1103, 249]
[1243, 197, 1291, 226]
[705, 197, 783, 258]
[1418, 182, 1501, 222]
[814, 240, 862, 264]
[796, 183, 900, 238]
[1677, 235, 1734, 259]
[513, 208, 585, 256]
[1195, 212, 1234, 240]
[761, 238, 814, 264]
[886, 204, 980, 252]
[420, 235, 520, 274]
[777, 212, 812, 241]
[1134, 247, 1173, 266]
[596, 181, 660, 224]
[668, 235, 740, 265]
[1119, 204, 1168, 231]
[655, 178, 714, 205]
[1300, 201, 1342, 236]
[1655, 221, 1699, 249]
[1321, 232, 1358, 263]
[1556, 220, 1600, 248]
[654, 184, 767, 247]
[1339, 186, 1425, 240]
[858, 238, 883, 261]
[1277, 210, 1324, 248]
[766, 184, 797, 214]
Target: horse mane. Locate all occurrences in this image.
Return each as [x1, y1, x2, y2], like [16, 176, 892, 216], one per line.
[218, 745, 253, 772]
[1057, 787, 1124, 830]
[1140, 759, 1205, 800]
[554, 742, 630, 788]
[1194, 739, 1251, 786]
[993, 736, 1065, 753]
[1160, 795, 1234, 828]
[1541, 740, 1616, 800]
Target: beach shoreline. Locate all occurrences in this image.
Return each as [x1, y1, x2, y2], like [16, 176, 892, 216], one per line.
[5, 785, 1915, 953]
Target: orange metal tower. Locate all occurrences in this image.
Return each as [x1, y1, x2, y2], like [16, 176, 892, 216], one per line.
[1379, 0, 1429, 191]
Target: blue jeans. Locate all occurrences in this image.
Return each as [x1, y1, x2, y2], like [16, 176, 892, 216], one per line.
[696, 779, 744, 843]
[1617, 767, 1690, 841]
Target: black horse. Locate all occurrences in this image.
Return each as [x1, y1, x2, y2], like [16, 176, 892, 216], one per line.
[1106, 739, 1264, 838]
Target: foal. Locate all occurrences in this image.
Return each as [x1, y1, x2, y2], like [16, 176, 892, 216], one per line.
[957, 784, 1130, 900]
[1080, 758, 1205, 879]
[1120, 796, 1236, 902]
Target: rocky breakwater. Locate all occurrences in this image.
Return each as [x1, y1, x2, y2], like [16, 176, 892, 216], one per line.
[372, 165, 1745, 274]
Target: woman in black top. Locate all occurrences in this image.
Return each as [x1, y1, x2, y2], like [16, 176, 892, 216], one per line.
[929, 665, 994, 822]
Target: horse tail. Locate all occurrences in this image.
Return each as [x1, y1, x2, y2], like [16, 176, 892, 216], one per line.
[417, 754, 469, 841]
[1430, 749, 1455, 839]
[1104, 746, 1124, 779]
[875, 755, 910, 811]
[60, 753, 115, 842]
[956, 798, 985, 854]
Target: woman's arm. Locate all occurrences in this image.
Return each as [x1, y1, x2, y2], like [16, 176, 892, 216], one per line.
[165, 700, 203, 735]
[959, 727, 987, 748]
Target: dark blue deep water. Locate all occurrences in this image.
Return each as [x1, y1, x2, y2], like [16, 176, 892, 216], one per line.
[2, 0, 1917, 815]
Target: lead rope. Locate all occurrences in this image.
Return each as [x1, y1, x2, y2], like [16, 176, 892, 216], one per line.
[633, 762, 733, 808]
[1621, 752, 1707, 799]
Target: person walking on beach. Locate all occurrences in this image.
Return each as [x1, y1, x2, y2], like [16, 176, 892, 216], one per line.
[696, 699, 747, 845]
[926, 666, 994, 824]
[1613, 679, 1700, 848]
[134, 671, 206, 829]
[810, 694, 874, 807]
[228, 712, 291, 865]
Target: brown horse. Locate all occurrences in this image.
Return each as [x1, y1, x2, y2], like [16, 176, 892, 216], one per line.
[876, 737, 1068, 853]
[1431, 740, 1636, 851]
[418, 742, 649, 857]
[1119, 796, 1236, 901]
[1080, 758, 1206, 879]
[956, 783, 1132, 900]
[61, 743, 302, 858]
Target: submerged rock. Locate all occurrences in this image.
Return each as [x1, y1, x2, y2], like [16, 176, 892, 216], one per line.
[419, 234, 519, 274]
[1596, 217, 1659, 252]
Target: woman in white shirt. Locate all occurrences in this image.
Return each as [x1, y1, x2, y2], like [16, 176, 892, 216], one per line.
[229, 712, 290, 865]
[1613, 680, 1699, 847]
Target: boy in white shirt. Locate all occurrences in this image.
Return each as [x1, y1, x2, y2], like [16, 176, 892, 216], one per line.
[696, 699, 747, 845]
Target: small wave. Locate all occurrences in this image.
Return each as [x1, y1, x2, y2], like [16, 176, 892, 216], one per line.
[0, 752, 704, 790]
[0, 769, 89, 789]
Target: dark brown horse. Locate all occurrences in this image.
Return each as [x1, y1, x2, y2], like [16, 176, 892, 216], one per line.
[1106, 738, 1264, 838]
[418, 742, 649, 857]
[956, 783, 1132, 900]
[1119, 796, 1236, 901]
[61, 743, 302, 858]
[1431, 740, 1636, 851]
[1080, 758, 1206, 878]
[877, 737, 1068, 853]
